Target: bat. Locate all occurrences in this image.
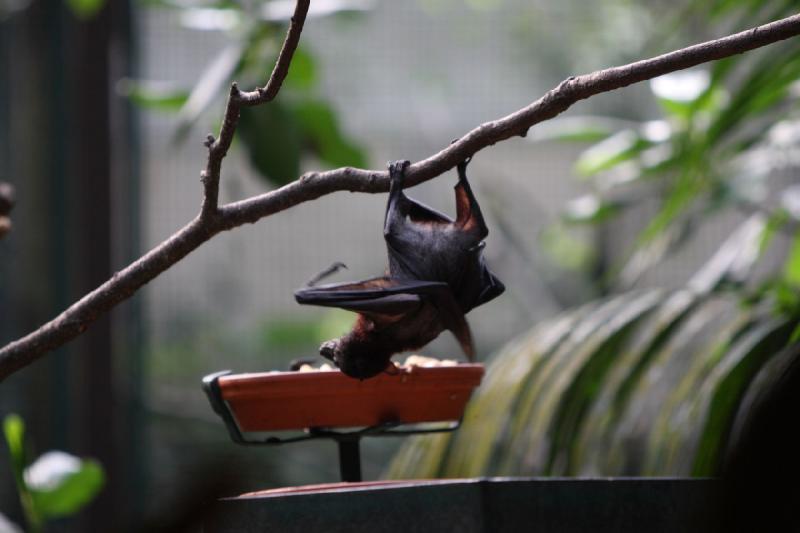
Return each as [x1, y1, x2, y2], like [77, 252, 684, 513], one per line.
[295, 158, 504, 379]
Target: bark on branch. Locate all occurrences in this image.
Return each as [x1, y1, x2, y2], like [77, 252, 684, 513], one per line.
[2, 11, 800, 381]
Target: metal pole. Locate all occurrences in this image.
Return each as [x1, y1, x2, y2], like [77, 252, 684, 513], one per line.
[337, 438, 362, 482]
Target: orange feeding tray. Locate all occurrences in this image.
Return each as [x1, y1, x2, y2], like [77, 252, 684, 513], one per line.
[204, 364, 484, 434]
[203, 362, 484, 482]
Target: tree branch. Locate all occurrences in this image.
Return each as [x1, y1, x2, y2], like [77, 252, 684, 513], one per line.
[3, 12, 800, 381]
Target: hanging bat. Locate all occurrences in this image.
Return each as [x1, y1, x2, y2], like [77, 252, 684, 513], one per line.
[294, 158, 504, 380]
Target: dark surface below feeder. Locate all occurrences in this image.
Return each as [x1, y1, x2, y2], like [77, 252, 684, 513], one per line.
[204, 477, 720, 533]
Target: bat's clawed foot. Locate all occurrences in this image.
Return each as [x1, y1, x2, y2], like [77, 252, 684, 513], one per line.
[457, 156, 472, 177]
[388, 160, 410, 185]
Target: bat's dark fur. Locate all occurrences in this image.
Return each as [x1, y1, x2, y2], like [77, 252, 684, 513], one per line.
[295, 158, 504, 379]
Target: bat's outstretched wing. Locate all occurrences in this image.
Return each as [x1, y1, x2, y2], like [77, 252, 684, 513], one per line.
[294, 276, 475, 359]
[295, 277, 421, 318]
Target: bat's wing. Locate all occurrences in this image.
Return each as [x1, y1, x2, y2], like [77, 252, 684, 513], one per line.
[405, 198, 453, 226]
[295, 276, 475, 359]
[295, 277, 422, 321]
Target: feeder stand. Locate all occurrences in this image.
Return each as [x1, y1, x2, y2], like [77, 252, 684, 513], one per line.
[202, 366, 483, 483]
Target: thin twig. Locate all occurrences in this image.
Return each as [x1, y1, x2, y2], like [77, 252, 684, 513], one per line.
[3, 12, 800, 381]
[201, 0, 310, 218]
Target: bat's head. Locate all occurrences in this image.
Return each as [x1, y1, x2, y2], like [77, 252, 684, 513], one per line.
[319, 338, 392, 380]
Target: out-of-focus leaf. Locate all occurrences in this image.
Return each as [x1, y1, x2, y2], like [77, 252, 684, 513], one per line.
[3, 414, 25, 477]
[505, 292, 658, 475]
[27, 453, 104, 519]
[260, 0, 373, 22]
[640, 304, 751, 474]
[688, 214, 766, 293]
[547, 291, 662, 474]
[118, 79, 189, 112]
[4, 414, 41, 532]
[780, 184, 800, 220]
[292, 100, 367, 169]
[562, 194, 623, 225]
[638, 169, 704, 245]
[284, 46, 317, 91]
[774, 279, 800, 314]
[175, 43, 245, 142]
[650, 70, 712, 118]
[179, 7, 241, 31]
[238, 101, 302, 184]
[651, 70, 710, 103]
[441, 310, 586, 477]
[531, 116, 625, 143]
[618, 221, 689, 289]
[706, 45, 800, 147]
[791, 323, 800, 344]
[784, 231, 800, 288]
[758, 209, 789, 256]
[691, 319, 795, 476]
[575, 130, 653, 177]
[65, 0, 104, 19]
[572, 290, 703, 473]
[539, 223, 596, 272]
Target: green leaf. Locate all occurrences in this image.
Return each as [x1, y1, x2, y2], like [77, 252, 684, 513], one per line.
[547, 291, 662, 474]
[291, 100, 367, 169]
[65, 0, 105, 19]
[783, 231, 800, 288]
[238, 101, 302, 185]
[562, 195, 623, 225]
[790, 323, 800, 344]
[3, 414, 25, 479]
[575, 130, 652, 177]
[119, 80, 189, 112]
[757, 209, 789, 256]
[28, 455, 105, 519]
[650, 70, 712, 119]
[637, 169, 704, 245]
[688, 214, 766, 293]
[284, 46, 318, 91]
[691, 319, 795, 476]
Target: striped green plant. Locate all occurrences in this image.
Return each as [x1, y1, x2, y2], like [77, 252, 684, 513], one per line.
[387, 216, 799, 478]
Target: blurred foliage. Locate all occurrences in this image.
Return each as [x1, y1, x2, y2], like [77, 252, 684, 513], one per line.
[3, 415, 104, 532]
[389, 0, 800, 479]
[389, 215, 800, 478]
[535, 1, 800, 294]
[65, 0, 105, 19]
[123, 0, 368, 186]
